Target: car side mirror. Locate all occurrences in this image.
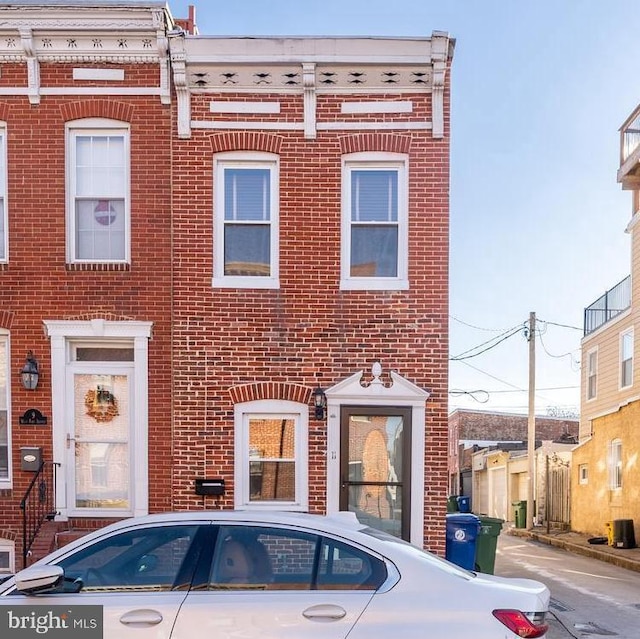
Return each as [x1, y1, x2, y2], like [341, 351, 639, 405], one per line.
[14, 565, 64, 594]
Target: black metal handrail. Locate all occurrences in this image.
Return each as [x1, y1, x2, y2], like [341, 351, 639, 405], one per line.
[584, 275, 631, 335]
[19, 461, 59, 569]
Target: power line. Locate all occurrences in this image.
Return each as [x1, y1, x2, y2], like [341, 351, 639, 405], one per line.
[449, 315, 513, 332]
[450, 323, 525, 361]
[537, 318, 582, 332]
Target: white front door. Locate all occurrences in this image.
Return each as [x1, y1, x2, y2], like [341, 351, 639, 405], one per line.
[67, 364, 134, 517]
[45, 320, 152, 521]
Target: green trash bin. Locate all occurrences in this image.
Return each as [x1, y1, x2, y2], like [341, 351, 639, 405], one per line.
[513, 500, 527, 529]
[475, 516, 504, 574]
[447, 495, 460, 513]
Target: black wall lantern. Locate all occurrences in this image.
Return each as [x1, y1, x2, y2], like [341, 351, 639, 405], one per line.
[313, 386, 327, 420]
[20, 351, 39, 390]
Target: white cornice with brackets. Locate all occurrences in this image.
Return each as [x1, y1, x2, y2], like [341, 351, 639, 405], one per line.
[0, 4, 171, 104]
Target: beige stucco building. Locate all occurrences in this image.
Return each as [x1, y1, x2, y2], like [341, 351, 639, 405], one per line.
[572, 104, 640, 536]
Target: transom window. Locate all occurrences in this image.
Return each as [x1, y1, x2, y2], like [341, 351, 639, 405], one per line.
[234, 400, 307, 510]
[0, 125, 6, 262]
[341, 153, 408, 290]
[213, 152, 279, 289]
[66, 119, 130, 263]
[620, 329, 634, 389]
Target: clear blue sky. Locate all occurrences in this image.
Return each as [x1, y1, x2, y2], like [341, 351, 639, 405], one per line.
[168, 0, 640, 416]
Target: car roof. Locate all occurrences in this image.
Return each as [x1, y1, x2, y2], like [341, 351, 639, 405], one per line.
[32, 510, 376, 565]
[108, 509, 367, 532]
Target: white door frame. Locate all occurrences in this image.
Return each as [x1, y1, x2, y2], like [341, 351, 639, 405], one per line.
[44, 319, 152, 521]
[325, 367, 429, 547]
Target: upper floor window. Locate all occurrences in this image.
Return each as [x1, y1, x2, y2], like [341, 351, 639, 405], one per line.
[620, 328, 634, 389]
[0, 334, 10, 486]
[341, 153, 408, 290]
[66, 119, 130, 264]
[586, 348, 597, 400]
[213, 152, 279, 289]
[609, 438, 622, 489]
[234, 400, 308, 511]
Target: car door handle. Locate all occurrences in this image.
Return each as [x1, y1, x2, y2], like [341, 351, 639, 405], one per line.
[120, 609, 164, 626]
[302, 604, 347, 621]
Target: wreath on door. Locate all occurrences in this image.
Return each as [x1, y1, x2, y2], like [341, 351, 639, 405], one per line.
[85, 385, 119, 423]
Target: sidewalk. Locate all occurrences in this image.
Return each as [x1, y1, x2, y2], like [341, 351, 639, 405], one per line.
[508, 525, 640, 573]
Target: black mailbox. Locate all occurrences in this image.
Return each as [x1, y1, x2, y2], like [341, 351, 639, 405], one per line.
[195, 478, 225, 496]
[20, 447, 42, 472]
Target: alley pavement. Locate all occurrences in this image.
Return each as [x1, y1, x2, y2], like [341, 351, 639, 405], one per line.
[508, 525, 640, 573]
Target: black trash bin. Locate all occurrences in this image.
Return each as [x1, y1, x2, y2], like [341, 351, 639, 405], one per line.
[445, 513, 480, 570]
[613, 519, 636, 549]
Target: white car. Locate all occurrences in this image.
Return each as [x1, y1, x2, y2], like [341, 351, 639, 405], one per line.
[0, 511, 549, 638]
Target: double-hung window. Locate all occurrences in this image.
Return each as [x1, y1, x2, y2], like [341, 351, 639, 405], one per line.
[586, 348, 597, 400]
[608, 439, 622, 489]
[0, 125, 6, 262]
[620, 328, 634, 389]
[213, 152, 279, 288]
[234, 400, 308, 510]
[341, 153, 408, 290]
[0, 333, 10, 487]
[67, 119, 130, 263]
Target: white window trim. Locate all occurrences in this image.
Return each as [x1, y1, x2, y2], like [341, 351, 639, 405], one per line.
[586, 347, 598, 401]
[609, 438, 622, 490]
[619, 328, 634, 390]
[212, 151, 280, 289]
[0, 331, 11, 489]
[0, 123, 7, 263]
[0, 539, 14, 575]
[578, 464, 588, 485]
[233, 399, 308, 511]
[43, 319, 152, 521]
[340, 152, 409, 291]
[65, 118, 131, 264]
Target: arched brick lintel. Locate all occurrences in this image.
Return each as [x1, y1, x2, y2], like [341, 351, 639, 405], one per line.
[208, 132, 284, 155]
[0, 310, 15, 330]
[339, 132, 412, 155]
[60, 100, 135, 123]
[229, 382, 311, 406]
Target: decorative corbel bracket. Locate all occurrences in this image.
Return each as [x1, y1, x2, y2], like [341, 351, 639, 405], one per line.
[169, 31, 191, 138]
[20, 28, 40, 105]
[430, 31, 450, 139]
[303, 62, 317, 140]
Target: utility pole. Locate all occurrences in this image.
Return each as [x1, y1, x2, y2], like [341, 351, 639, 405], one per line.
[526, 311, 536, 530]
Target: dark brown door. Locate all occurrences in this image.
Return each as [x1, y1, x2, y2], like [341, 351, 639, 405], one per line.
[339, 406, 411, 540]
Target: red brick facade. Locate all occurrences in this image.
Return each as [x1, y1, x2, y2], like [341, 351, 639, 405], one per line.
[0, 2, 453, 564]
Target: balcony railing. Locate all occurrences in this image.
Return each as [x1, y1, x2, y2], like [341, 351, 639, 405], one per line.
[584, 275, 631, 336]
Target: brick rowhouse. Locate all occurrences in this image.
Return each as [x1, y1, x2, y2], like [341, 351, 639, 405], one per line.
[0, 1, 453, 567]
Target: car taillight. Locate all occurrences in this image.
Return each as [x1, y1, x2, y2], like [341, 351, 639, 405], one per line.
[492, 609, 549, 638]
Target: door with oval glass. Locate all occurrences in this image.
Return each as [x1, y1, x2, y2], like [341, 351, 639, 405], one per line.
[339, 407, 411, 540]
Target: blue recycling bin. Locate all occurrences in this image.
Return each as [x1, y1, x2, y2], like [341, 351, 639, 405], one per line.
[457, 495, 471, 513]
[445, 513, 480, 570]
